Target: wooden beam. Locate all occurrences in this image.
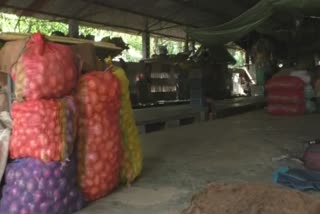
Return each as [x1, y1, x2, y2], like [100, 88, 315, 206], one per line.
[0, 32, 122, 50]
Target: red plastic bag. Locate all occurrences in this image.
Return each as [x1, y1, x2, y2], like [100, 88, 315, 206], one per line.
[10, 97, 77, 162]
[265, 75, 305, 91]
[11, 33, 78, 101]
[267, 89, 304, 104]
[76, 71, 122, 202]
[267, 103, 305, 115]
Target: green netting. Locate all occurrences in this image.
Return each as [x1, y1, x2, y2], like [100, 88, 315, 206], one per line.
[187, 0, 320, 46]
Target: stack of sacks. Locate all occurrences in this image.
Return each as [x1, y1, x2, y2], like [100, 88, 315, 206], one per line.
[76, 71, 122, 201]
[290, 70, 311, 85]
[290, 70, 316, 113]
[304, 84, 316, 113]
[0, 33, 84, 214]
[111, 65, 143, 184]
[266, 75, 305, 115]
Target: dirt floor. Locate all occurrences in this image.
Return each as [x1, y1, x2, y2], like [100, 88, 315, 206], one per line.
[77, 110, 320, 214]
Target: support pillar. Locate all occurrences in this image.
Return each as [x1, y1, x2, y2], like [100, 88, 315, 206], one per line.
[68, 19, 79, 38]
[191, 40, 196, 53]
[142, 18, 150, 59]
[184, 34, 189, 52]
[142, 31, 150, 59]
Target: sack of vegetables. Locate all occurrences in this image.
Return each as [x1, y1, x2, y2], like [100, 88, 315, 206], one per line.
[11, 33, 78, 101]
[10, 96, 77, 162]
[76, 71, 122, 201]
[0, 158, 85, 214]
[112, 65, 143, 184]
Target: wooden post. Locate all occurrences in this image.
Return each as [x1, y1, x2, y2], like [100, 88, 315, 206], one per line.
[68, 19, 79, 38]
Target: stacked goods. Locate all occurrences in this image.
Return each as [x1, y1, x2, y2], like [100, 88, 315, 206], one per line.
[0, 33, 84, 214]
[9, 97, 76, 162]
[290, 70, 316, 113]
[304, 84, 316, 113]
[267, 90, 304, 104]
[290, 70, 311, 84]
[11, 33, 78, 101]
[112, 65, 143, 184]
[0, 158, 84, 214]
[76, 71, 122, 201]
[266, 75, 306, 115]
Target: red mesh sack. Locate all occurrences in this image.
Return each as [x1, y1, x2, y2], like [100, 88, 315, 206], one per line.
[267, 103, 305, 115]
[265, 75, 305, 91]
[10, 97, 77, 162]
[11, 33, 78, 101]
[76, 71, 122, 202]
[267, 89, 304, 104]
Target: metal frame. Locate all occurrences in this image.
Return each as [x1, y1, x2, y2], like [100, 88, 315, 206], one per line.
[83, 0, 197, 28]
[1, 4, 187, 40]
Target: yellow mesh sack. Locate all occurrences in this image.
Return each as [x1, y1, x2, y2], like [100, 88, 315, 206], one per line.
[111, 63, 143, 184]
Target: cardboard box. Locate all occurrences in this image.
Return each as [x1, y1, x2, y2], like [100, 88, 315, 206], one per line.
[72, 43, 97, 72]
[0, 39, 27, 74]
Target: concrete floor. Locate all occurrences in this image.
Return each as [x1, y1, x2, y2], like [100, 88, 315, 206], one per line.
[77, 111, 320, 214]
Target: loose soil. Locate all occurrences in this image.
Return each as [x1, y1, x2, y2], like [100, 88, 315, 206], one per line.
[182, 183, 320, 214]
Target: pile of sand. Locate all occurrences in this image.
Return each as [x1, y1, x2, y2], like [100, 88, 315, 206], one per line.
[182, 183, 320, 214]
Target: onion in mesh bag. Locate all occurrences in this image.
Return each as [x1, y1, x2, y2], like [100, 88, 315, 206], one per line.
[10, 96, 77, 162]
[0, 158, 85, 214]
[11, 33, 78, 101]
[76, 71, 122, 201]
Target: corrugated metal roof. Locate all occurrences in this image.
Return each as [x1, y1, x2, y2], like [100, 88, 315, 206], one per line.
[0, 0, 259, 38]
